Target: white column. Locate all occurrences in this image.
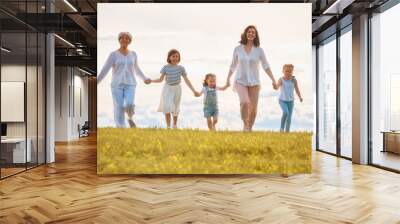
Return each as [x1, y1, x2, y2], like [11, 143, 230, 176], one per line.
[352, 14, 369, 164]
[46, 33, 55, 163]
[45, 1, 55, 163]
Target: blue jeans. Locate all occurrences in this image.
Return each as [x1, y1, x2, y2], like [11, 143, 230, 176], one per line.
[111, 84, 136, 128]
[279, 100, 294, 132]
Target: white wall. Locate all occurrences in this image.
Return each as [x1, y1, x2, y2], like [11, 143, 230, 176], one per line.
[55, 67, 89, 141]
[55, 66, 69, 141]
[1, 65, 37, 138]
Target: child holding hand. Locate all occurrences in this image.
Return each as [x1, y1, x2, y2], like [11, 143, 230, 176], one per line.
[195, 73, 229, 131]
[151, 49, 198, 128]
[275, 64, 303, 132]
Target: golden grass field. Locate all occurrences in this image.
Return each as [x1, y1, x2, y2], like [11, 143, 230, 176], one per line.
[97, 128, 312, 174]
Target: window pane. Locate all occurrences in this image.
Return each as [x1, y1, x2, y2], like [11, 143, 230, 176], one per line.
[340, 29, 352, 158]
[1, 31, 27, 177]
[371, 3, 400, 171]
[318, 37, 337, 154]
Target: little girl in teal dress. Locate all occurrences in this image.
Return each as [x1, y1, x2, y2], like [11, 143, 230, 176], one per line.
[195, 73, 229, 131]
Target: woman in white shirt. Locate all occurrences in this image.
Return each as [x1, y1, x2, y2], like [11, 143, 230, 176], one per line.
[226, 25, 277, 131]
[97, 32, 151, 128]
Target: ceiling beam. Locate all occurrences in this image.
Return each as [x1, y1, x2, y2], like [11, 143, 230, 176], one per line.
[55, 55, 96, 72]
[322, 0, 356, 14]
[67, 13, 97, 39]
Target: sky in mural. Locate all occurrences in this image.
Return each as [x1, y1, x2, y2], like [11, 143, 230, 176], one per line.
[97, 3, 313, 131]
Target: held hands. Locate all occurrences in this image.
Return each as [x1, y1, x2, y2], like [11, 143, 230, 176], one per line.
[272, 81, 278, 90]
[219, 82, 231, 91]
[226, 79, 231, 88]
[144, 79, 151, 85]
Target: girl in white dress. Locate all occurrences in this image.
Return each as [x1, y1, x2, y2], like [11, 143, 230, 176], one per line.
[151, 49, 198, 128]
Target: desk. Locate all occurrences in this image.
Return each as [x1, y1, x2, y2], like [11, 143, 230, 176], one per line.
[381, 131, 400, 154]
[1, 138, 31, 163]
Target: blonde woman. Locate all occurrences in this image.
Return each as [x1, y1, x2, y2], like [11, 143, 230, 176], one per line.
[226, 25, 277, 131]
[97, 32, 151, 128]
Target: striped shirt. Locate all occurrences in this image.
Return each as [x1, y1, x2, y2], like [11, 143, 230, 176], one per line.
[160, 64, 187, 85]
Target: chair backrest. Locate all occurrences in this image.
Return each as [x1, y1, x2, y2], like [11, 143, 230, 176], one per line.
[82, 121, 90, 129]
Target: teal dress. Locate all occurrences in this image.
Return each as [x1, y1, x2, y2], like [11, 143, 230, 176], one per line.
[202, 86, 218, 118]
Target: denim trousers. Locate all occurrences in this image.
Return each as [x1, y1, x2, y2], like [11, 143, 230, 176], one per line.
[279, 100, 294, 132]
[111, 84, 136, 128]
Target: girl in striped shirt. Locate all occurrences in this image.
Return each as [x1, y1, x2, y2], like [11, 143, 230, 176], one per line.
[151, 49, 198, 128]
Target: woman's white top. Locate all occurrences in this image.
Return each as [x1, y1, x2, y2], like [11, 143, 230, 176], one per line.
[97, 50, 148, 88]
[229, 44, 270, 86]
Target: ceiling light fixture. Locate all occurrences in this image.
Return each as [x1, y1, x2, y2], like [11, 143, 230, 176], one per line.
[322, 0, 354, 15]
[63, 0, 78, 12]
[54, 34, 75, 48]
[78, 67, 93, 76]
[1, 47, 11, 53]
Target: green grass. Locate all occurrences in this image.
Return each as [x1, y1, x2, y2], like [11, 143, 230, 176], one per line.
[97, 128, 312, 174]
